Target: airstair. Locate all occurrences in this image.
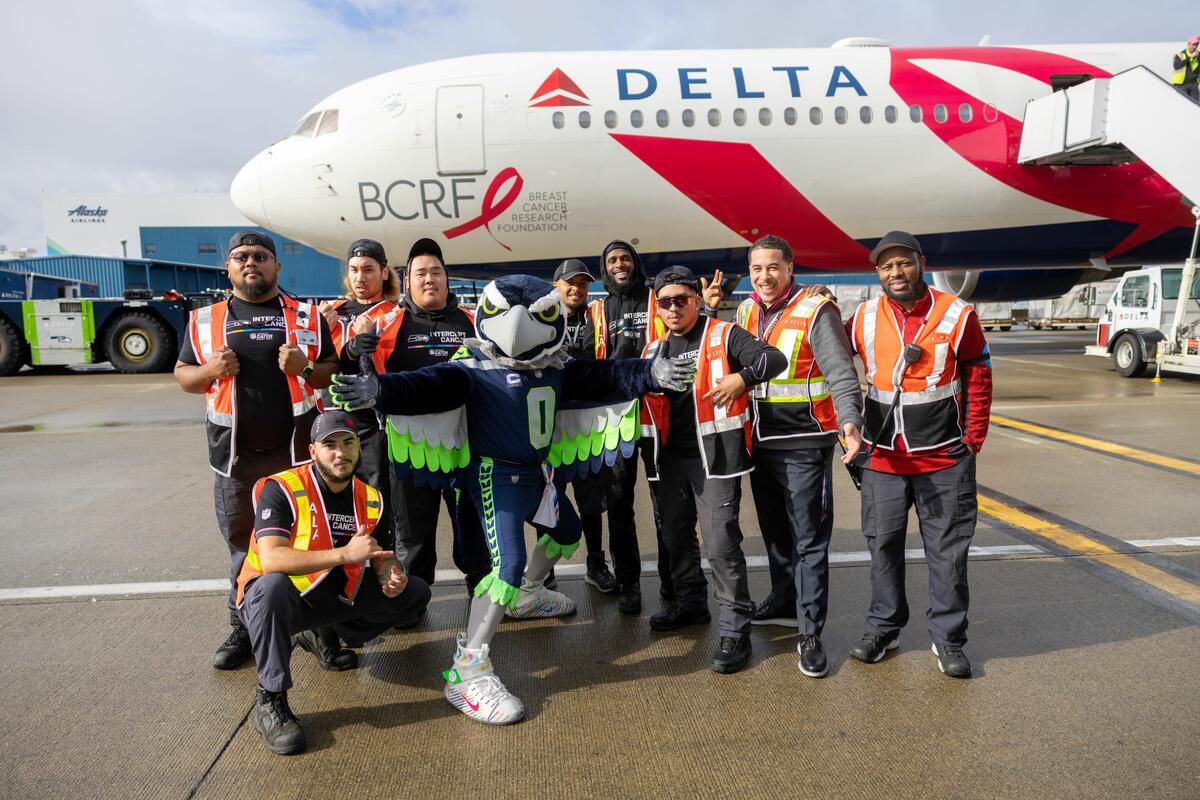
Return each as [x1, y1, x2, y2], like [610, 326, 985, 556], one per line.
[1018, 66, 1200, 204]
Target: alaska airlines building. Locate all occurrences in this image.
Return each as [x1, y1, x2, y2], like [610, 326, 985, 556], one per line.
[42, 193, 342, 295]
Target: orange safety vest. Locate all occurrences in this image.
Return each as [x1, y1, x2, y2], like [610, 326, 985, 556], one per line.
[588, 289, 665, 359]
[235, 465, 383, 607]
[187, 296, 324, 476]
[329, 298, 396, 355]
[736, 291, 839, 442]
[368, 305, 476, 374]
[640, 317, 752, 480]
[851, 288, 972, 452]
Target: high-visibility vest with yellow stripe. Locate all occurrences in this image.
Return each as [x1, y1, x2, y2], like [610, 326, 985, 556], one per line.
[640, 317, 752, 480]
[236, 465, 382, 607]
[736, 291, 839, 442]
[851, 288, 972, 452]
[1173, 51, 1199, 84]
[187, 296, 324, 475]
[588, 290, 665, 360]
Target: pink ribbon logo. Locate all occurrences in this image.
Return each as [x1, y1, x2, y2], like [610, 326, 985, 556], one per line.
[442, 166, 524, 251]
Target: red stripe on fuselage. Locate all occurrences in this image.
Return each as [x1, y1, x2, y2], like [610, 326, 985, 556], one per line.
[609, 133, 870, 270]
[889, 47, 1191, 258]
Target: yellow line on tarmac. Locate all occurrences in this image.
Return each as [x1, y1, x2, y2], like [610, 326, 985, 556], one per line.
[990, 414, 1200, 477]
[978, 495, 1200, 604]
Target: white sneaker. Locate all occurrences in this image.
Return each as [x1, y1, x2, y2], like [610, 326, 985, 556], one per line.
[506, 578, 577, 619]
[442, 636, 524, 725]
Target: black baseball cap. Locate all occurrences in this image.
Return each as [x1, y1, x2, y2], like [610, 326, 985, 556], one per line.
[310, 410, 359, 443]
[228, 230, 276, 256]
[869, 231, 924, 265]
[553, 258, 593, 282]
[347, 238, 387, 265]
[653, 266, 700, 294]
[407, 237, 444, 267]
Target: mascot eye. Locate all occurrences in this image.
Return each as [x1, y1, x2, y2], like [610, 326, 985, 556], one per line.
[481, 296, 499, 315]
[536, 305, 560, 323]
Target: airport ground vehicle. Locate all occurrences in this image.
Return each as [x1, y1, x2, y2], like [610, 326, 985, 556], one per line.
[1086, 213, 1200, 378]
[1026, 282, 1116, 330]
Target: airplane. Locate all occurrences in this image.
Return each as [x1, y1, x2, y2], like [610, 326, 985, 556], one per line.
[229, 38, 1195, 302]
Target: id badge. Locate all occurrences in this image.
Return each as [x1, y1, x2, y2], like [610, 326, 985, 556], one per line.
[294, 330, 318, 347]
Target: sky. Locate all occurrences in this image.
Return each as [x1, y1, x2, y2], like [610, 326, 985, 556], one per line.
[0, 0, 1192, 251]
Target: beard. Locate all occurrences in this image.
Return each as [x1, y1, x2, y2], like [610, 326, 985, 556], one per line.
[314, 454, 359, 485]
[882, 279, 924, 303]
[235, 275, 276, 299]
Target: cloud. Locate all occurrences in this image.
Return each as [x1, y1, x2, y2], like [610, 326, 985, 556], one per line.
[0, 0, 1190, 249]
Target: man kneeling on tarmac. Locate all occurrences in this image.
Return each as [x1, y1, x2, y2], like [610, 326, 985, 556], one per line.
[235, 410, 432, 754]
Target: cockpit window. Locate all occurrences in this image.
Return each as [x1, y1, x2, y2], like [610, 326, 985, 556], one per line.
[293, 112, 320, 137]
[317, 109, 339, 136]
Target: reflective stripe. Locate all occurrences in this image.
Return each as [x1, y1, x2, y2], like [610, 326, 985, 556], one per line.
[935, 298, 967, 335]
[755, 380, 830, 400]
[862, 301, 877, 383]
[206, 407, 234, 427]
[291, 395, 317, 416]
[277, 471, 313, 552]
[698, 411, 750, 435]
[926, 342, 950, 391]
[194, 306, 214, 362]
[867, 379, 962, 405]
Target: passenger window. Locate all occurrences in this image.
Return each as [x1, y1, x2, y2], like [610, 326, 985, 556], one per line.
[958, 103, 973, 123]
[707, 108, 721, 126]
[934, 104, 948, 123]
[316, 109, 339, 136]
[884, 105, 897, 123]
[758, 107, 772, 125]
[579, 110, 591, 129]
[293, 112, 320, 137]
[784, 107, 797, 125]
[630, 110, 643, 128]
[604, 110, 617, 129]
[860, 106, 872, 124]
[1120, 276, 1150, 308]
[733, 108, 747, 126]
[809, 107, 823, 125]
[682, 109, 695, 127]
[910, 104, 923, 123]
[834, 106, 847, 124]
[552, 111, 565, 129]
[656, 109, 669, 128]
[983, 104, 999, 123]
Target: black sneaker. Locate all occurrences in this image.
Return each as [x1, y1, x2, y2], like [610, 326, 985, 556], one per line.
[617, 584, 642, 615]
[585, 553, 618, 594]
[797, 634, 828, 678]
[544, 567, 558, 591]
[750, 595, 799, 628]
[292, 626, 358, 672]
[710, 635, 752, 674]
[649, 603, 711, 632]
[254, 687, 306, 755]
[213, 624, 251, 670]
[848, 630, 900, 663]
[931, 643, 972, 678]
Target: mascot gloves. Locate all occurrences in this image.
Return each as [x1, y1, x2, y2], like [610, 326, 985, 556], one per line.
[650, 347, 697, 392]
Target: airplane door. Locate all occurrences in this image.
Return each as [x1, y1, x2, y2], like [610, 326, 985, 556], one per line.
[436, 85, 485, 175]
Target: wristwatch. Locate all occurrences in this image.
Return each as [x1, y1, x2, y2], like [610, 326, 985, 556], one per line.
[300, 359, 315, 379]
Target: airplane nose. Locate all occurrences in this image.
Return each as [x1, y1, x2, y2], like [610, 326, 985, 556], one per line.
[230, 155, 268, 226]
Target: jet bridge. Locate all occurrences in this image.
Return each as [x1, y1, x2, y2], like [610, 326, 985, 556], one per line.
[1018, 66, 1200, 204]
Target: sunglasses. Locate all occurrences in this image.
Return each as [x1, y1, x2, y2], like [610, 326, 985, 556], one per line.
[657, 296, 695, 309]
[230, 252, 274, 265]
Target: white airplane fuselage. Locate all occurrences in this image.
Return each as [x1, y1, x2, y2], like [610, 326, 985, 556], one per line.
[231, 42, 1193, 285]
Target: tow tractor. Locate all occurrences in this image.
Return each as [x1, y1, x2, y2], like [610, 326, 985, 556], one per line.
[1086, 206, 1200, 378]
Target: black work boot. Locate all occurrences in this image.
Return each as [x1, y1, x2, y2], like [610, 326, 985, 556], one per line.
[213, 623, 251, 670]
[710, 634, 752, 674]
[848, 630, 900, 664]
[585, 553, 618, 594]
[750, 594, 799, 628]
[616, 583, 642, 615]
[254, 687, 306, 755]
[931, 642, 972, 678]
[649, 603, 711, 632]
[292, 626, 357, 671]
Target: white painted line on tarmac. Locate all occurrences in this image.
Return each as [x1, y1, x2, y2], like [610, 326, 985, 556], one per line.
[992, 356, 1096, 372]
[4, 537, 1196, 603]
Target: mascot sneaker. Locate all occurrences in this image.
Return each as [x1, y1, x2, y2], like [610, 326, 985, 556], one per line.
[506, 578, 577, 619]
[443, 635, 524, 725]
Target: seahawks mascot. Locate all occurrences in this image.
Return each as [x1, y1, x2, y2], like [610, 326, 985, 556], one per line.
[331, 274, 693, 725]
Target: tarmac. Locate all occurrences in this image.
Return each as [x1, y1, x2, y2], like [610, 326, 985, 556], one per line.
[1, 329, 1199, 799]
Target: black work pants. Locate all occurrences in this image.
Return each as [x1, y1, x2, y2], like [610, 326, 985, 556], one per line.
[655, 450, 752, 637]
[213, 447, 295, 626]
[239, 570, 431, 693]
[749, 446, 834, 635]
[605, 440, 667, 590]
[859, 454, 978, 646]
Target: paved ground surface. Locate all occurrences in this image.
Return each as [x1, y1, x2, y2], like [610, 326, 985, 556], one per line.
[1, 329, 1198, 799]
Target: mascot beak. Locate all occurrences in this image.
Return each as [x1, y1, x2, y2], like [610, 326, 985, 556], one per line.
[477, 306, 557, 360]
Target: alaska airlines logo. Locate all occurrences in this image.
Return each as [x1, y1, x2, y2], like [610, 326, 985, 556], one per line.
[67, 205, 108, 223]
[529, 68, 590, 107]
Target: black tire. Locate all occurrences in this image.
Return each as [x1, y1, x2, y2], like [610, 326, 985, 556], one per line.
[1112, 334, 1147, 378]
[105, 312, 174, 374]
[0, 315, 24, 377]
[999, 325, 1012, 332]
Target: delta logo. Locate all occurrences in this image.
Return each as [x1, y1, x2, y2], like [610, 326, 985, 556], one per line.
[528, 68, 589, 107]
